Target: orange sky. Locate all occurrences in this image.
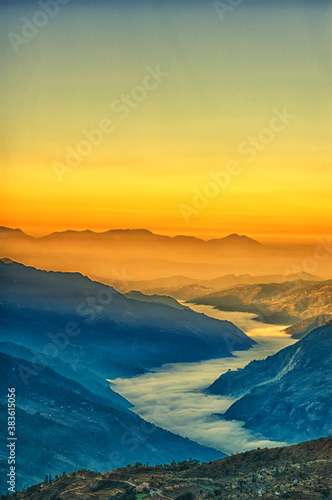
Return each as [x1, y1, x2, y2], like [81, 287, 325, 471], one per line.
[1, 1, 331, 243]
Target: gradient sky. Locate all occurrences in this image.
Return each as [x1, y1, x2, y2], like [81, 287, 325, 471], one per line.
[1, 0, 331, 241]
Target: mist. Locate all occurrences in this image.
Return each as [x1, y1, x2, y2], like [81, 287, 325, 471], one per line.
[111, 313, 297, 456]
[1, 228, 331, 282]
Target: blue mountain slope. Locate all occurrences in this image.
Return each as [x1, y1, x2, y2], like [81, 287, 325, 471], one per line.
[208, 324, 332, 443]
[0, 260, 255, 383]
[0, 351, 224, 494]
[0, 341, 131, 410]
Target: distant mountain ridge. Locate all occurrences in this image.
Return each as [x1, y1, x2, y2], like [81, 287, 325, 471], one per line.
[112, 272, 323, 301]
[283, 314, 332, 338]
[1, 226, 329, 280]
[190, 280, 332, 324]
[0, 226, 262, 246]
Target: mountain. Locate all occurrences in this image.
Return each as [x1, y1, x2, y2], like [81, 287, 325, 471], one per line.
[210, 233, 262, 245]
[0, 351, 224, 494]
[1, 226, 330, 280]
[207, 324, 332, 444]
[190, 280, 332, 324]
[103, 272, 322, 292]
[106, 272, 323, 301]
[0, 227, 33, 241]
[161, 284, 215, 301]
[137, 284, 216, 301]
[12, 438, 332, 499]
[0, 260, 254, 380]
[124, 290, 189, 310]
[283, 314, 332, 339]
[0, 341, 131, 409]
[203, 272, 323, 289]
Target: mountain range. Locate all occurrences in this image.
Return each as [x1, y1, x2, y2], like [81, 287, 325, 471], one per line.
[283, 314, 332, 339]
[124, 290, 190, 310]
[207, 323, 332, 444]
[1, 226, 329, 281]
[109, 271, 321, 301]
[1, 230, 331, 496]
[190, 280, 332, 325]
[0, 259, 255, 493]
[0, 260, 253, 380]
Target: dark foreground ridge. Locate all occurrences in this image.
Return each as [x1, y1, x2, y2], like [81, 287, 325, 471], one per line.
[10, 437, 332, 499]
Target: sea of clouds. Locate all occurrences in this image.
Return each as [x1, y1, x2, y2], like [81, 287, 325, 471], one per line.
[112, 307, 297, 456]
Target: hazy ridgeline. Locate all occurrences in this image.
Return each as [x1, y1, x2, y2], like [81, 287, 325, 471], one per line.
[1, 227, 331, 282]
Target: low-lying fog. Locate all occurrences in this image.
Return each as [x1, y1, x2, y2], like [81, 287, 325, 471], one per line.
[111, 306, 297, 456]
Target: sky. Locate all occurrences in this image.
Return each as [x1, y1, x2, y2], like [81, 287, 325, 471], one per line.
[1, 0, 331, 241]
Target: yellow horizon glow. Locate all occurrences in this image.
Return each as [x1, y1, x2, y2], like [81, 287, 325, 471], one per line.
[1, 2, 331, 244]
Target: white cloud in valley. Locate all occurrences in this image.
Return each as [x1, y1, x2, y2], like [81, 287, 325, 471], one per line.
[111, 311, 297, 456]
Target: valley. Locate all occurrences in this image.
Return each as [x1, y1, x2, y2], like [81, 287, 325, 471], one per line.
[0, 243, 330, 496]
[111, 308, 297, 455]
[2, 0, 331, 495]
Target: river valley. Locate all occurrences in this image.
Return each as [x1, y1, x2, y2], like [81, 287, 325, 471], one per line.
[111, 305, 297, 455]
